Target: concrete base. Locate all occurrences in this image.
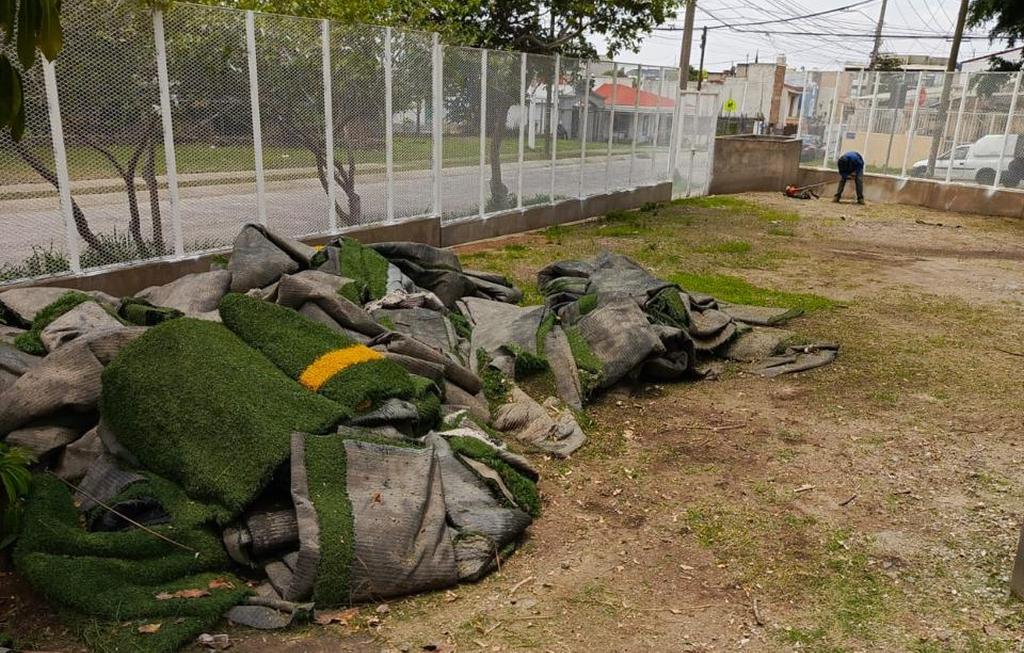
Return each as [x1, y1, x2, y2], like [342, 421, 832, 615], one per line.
[709, 135, 801, 195]
[16, 184, 670, 297]
[798, 166, 1024, 219]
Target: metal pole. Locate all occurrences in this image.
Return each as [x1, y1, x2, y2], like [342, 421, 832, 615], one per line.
[549, 54, 560, 203]
[629, 63, 641, 187]
[945, 72, 971, 184]
[321, 19, 336, 232]
[153, 9, 183, 257]
[479, 49, 487, 217]
[822, 71, 841, 168]
[578, 62, 591, 199]
[685, 91, 696, 197]
[678, 0, 696, 91]
[432, 34, 443, 217]
[926, 0, 970, 176]
[41, 59, 80, 273]
[994, 69, 1023, 188]
[384, 27, 394, 223]
[517, 53, 526, 209]
[652, 67, 665, 179]
[900, 73, 926, 177]
[869, 0, 889, 69]
[245, 11, 267, 226]
[861, 71, 881, 164]
[739, 76, 749, 132]
[605, 62, 618, 192]
[668, 78, 682, 183]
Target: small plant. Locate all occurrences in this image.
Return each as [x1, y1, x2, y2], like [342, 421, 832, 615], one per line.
[0, 442, 35, 550]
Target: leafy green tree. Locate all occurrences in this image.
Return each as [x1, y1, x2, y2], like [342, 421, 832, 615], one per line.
[0, 0, 63, 141]
[968, 0, 1024, 70]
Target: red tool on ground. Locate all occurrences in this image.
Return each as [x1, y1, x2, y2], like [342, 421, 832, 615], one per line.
[783, 180, 829, 199]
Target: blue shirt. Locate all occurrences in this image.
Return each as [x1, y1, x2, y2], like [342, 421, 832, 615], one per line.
[837, 152, 864, 179]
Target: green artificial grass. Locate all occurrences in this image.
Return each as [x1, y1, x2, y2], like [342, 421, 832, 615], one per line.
[477, 349, 511, 412]
[564, 326, 605, 398]
[409, 375, 442, 434]
[575, 293, 599, 316]
[506, 343, 548, 377]
[645, 287, 690, 330]
[448, 436, 540, 517]
[219, 293, 415, 415]
[337, 279, 365, 307]
[14, 475, 248, 653]
[101, 318, 347, 515]
[327, 238, 390, 303]
[118, 298, 183, 326]
[14, 291, 93, 354]
[303, 434, 354, 607]
[448, 310, 472, 340]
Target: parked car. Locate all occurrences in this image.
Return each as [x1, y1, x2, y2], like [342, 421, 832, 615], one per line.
[910, 134, 1024, 187]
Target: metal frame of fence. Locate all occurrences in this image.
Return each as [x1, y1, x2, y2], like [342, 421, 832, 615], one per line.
[0, 2, 715, 285]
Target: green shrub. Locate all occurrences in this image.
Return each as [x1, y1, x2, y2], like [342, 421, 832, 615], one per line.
[0, 443, 34, 549]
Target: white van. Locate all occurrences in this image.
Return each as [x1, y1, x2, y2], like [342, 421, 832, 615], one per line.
[911, 134, 1023, 186]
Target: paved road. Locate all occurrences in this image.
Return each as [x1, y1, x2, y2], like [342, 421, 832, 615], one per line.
[0, 148, 709, 270]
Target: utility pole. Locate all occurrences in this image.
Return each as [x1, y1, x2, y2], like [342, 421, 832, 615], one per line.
[697, 26, 708, 91]
[926, 0, 970, 177]
[869, 0, 888, 69]
[678, 0, 696, 90]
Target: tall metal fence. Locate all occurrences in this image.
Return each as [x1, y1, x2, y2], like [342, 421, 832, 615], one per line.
[794, 69, 1024, 189]
[0, 2, 714, 284]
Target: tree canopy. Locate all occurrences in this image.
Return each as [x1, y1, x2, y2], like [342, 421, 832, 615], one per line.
[968, 0, 1024, 70]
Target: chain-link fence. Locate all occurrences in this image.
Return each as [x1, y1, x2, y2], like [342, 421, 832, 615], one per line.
[794, 68, 1024, 189]
[0, 2, 710, 284]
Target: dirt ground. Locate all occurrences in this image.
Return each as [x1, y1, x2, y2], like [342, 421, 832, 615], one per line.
[5, 192, 1024, 652]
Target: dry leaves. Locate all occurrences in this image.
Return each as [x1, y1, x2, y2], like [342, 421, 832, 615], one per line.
[208, 578, 235, 591]
[138, 623, 162, 634]
[155, 588, 210, 601]
[313, 607, 359, 626]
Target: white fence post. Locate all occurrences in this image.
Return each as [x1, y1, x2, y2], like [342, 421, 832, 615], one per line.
[605, 62, 618, 193]
[549, 54, 559, 203]
[796, 70, 810, 141]
[738, 77, 749, 132]
[861, 71, 880, 162]
[578, 62, 591, 199]
[41, 59, 80, 273]
[994, 69, 1022, 188]
[651, 67, 665, 180]
[629, 63, 640, 187]
[900, 73, 925, 177]
[479, 49, 487, 218]
[667, 83, 681, 185]
[822, 72, 841, 169]
[516, 53, 526, 209]
[945, 72, 971, 184]
[245, 11, 267, 226]
[432, 34, 443, 217]
[152, 9, 184, 257]
[321, 19, 337, 232]
[384, 27, 394, 222]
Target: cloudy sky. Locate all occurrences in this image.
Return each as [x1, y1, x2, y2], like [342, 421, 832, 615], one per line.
[588, 0, 1015, 71]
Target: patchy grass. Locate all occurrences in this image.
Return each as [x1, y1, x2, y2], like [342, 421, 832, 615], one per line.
[667, 271, 835, 312]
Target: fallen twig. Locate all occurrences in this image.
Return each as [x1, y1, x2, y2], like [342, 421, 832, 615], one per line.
[509, 576, 535, 595]
[996, 348, 1024, 358]
[839, 494, 858, 507]
[752, 598, 765, 626]
[48, 472, 196, 554]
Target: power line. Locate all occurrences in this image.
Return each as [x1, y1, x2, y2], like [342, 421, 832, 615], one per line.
[655, 26, 993, 40]
[685, 0, 879, 31]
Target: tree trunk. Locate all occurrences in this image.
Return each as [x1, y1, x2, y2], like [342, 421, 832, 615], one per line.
[9, 137, 108, 255]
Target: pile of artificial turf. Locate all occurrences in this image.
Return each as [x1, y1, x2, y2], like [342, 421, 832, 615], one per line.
[14, 291, 97, 354]
[100, 317, 347, 515]
[313, 237, 391, 303]
[14, 475, 248, 653]
[219, 293, 417, 415]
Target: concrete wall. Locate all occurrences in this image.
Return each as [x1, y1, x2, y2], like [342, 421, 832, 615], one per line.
[709, 135, 801, 195]
[798, 166, 1024, 218]
[18, 184, 671, 296]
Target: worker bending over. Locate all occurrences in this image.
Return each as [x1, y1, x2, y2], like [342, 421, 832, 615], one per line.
[835, 151, 865, 204]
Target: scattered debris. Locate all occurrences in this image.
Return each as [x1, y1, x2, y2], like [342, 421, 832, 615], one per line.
[313, 607, 359, 626]
[196, 633, 232, 650]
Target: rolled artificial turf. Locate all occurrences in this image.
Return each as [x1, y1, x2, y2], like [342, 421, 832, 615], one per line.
[101, 317, 347, 515]
[219, 293, 416, 415]
[14, 291, 94, 355]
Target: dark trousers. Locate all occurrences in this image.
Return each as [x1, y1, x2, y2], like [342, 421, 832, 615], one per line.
[836, 174, 863, 201]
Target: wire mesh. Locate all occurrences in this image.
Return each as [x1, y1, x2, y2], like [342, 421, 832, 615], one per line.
[163, 4, 255, 254]
[521, 53, 555, 207]
[390, 29, 434, 220]
[0, 46, 67, 280]
[482, 49, 521, 214]
[552, 56, 583, 203]
[439, 46, 482, 222]
[53, 0, 169, 270]
[253, 12, 327, 237]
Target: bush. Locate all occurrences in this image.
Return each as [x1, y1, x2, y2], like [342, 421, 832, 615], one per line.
[0, 443, 34, 550]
